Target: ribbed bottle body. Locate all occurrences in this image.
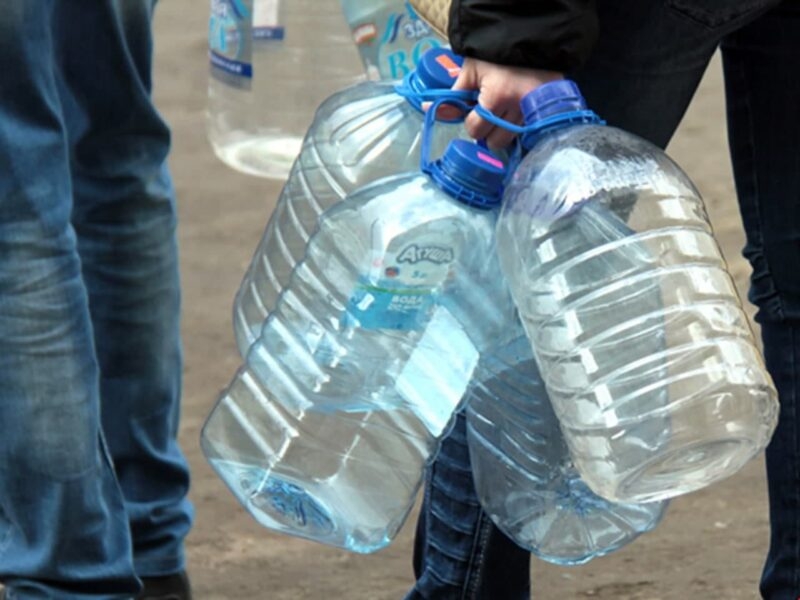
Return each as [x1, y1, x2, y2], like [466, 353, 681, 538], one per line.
[233, 82, 461, 355]
[204, 173, 508, 551]
[497, 124, 779, 502]
[467, 334, 668, 565]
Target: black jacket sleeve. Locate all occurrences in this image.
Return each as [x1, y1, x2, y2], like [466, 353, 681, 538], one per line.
[448, 0, 599, 72]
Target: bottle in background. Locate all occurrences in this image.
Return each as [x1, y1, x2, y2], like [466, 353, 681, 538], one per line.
[201, 139, 511, 553]
[497, 80, 779, 503]
[232, 48, 470, 357]
[207, 0, 364, 179]
[340, 0, 446, 81]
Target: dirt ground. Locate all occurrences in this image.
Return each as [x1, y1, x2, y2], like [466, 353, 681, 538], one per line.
[154, 2, 771, 598]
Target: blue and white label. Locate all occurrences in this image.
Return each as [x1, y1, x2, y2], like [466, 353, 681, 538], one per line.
[253, 0, 285, 41]
[209, 51, 252, 78]
[346, 280, 437, 331]
[344, 239, 457, 331]
[209, 0, 284, 83]
[209, 0, 254, 81]
[347, 1, 444, 81]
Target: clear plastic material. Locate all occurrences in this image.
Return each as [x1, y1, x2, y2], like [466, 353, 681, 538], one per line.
[340, 0, 446, 80]
[202, 158, 511, 552]
[467, 333, 668, 565]
[498, 105, 779, 503]
[233, 53, 467, 357]
[207, 0, 364, 179]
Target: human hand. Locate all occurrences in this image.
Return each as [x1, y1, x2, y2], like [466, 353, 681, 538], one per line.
[451, 57, 563, 150]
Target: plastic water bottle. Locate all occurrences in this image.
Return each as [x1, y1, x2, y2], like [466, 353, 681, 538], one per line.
[340, 0, 445, 81]
[466, 332, 669, 565]
[466, 176, 669, 563]
[232, 47, 471, 357]
[207, 0, 364, 179]
[201, 137, 510, 552]
[495, 80, 779, 503]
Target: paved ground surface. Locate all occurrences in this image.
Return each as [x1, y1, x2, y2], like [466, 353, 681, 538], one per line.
[154, 2, 771, 598]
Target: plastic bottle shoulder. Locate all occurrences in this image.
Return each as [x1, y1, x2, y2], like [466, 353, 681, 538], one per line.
[312, 80, 406, 124]
[325, 172, 497, 226]
[505, 124, 700, 223]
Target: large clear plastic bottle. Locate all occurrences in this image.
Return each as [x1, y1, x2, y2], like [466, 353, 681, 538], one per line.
[467, 180, 668, 563]
[497, 80, 779, 503]
[233, 47, 470, 357]
[207, 0, 364, 179]
[340, 0, 446, 81]
[201, 139, 510, 552]
[466, 332, 668, 565]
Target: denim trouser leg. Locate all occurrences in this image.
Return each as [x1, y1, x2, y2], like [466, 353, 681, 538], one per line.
[57, 0, 194, 579]
[407, 1, 783, 598]
[405, 412, 531, 600]
[0, 2, 139, 598]
[0, 1, 191, 598]
[719, 4, 800, 598]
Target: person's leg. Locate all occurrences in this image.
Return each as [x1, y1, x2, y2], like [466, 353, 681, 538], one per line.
[54, 0, 194, 586]
[718, 4, 800, 598]
[407, 1, 777, 598]
[405, 411, 531, 600]
[0, 2, 140, 599]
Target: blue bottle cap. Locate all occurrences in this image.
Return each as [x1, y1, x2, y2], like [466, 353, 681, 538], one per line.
[519, 80, 603, 149]
[427, 139, 506, 208]
[413, 48, 464, 90]
[521, 80, 589, 124]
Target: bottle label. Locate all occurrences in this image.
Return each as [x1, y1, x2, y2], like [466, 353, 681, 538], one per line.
[253, 0, 285, 41]
[209, 0, 284, 85]
[209, 0, 254, 85]
[346, 1, 444, 80]
[345, 240, 456, 331]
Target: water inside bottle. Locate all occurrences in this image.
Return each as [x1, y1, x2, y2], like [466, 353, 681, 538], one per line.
[506, 186, 776, 502]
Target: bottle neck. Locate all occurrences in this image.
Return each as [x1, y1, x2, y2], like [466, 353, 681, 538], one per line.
[425, 155, 504, 210]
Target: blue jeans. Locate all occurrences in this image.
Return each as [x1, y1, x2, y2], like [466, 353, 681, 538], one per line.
[406, 1, 800, 598]
[0, 1, 193, 598]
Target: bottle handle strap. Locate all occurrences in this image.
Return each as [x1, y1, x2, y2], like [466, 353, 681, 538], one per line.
[420, 99, 527, 179]
[473, 104, 604, 137]
[409, 85, 603, 175]
[472, 104, 604, 176]
[472, 104, 528, 135]
[420, 96, 474, 173]
[470, 106, 525, 177]
[393, 72, 479, 106]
